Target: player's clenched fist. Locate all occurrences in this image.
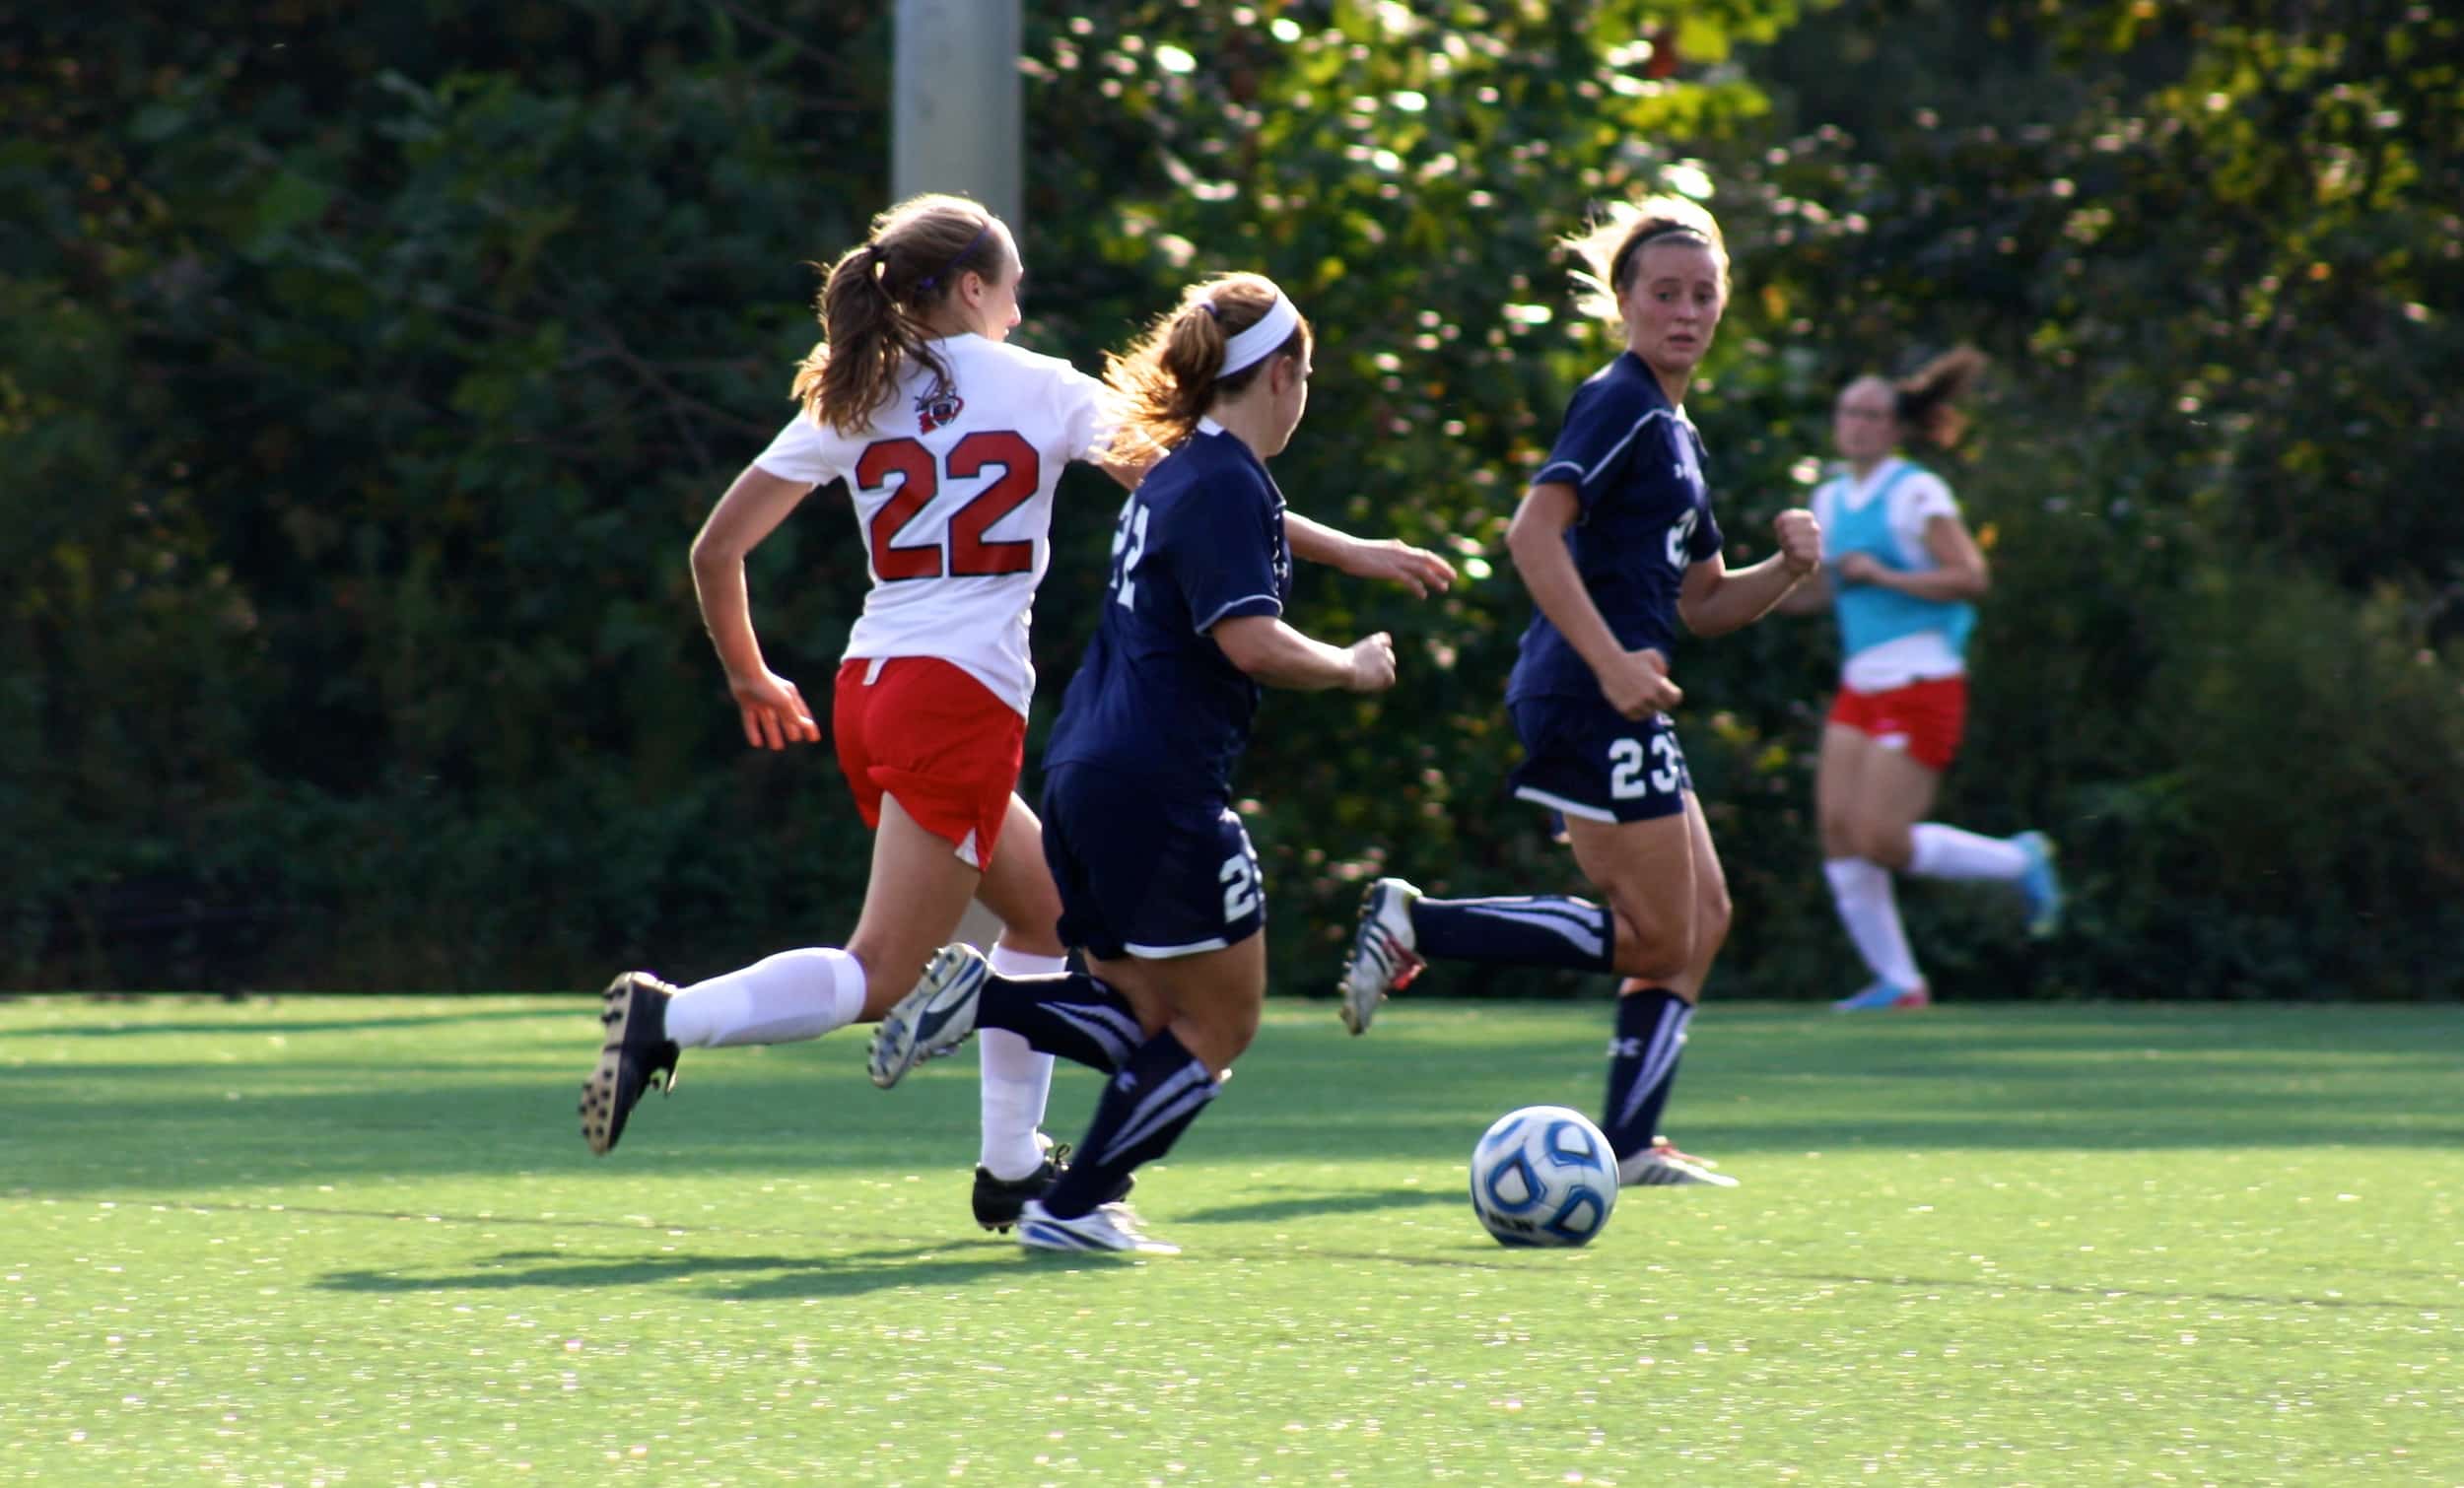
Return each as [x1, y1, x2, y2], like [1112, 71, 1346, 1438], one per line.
[1602, 645, 1683, 720]
[1346, 633, 1399, 693]
[1773, 507, 1822, 575]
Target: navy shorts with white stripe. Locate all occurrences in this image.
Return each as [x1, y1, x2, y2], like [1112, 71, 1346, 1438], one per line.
[1507, 692, 1694, 827]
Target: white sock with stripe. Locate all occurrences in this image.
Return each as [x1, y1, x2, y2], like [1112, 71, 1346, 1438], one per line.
[1413, 895, 1616, 972]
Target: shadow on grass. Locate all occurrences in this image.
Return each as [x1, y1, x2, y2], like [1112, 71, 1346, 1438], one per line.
[1177, 1186, 1464, 1225]
[316, 1244, 1028, 1299]
[317, 1239, 1516, 1302]
[345, 1232, 2451, 1307]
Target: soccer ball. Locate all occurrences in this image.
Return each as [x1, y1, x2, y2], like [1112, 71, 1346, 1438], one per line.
[1469, 1105, 1617, 1248]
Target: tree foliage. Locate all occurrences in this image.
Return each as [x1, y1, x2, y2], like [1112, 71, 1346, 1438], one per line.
[5, 0, 2458, 996]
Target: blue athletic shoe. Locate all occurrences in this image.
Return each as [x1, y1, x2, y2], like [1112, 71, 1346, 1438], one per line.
[1830, 980, 1932, 1012]
[2015, 831, 2063, 939]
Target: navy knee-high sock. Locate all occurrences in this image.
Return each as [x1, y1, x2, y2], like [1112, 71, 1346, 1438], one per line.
[1413, 895, 1615, 972]
[1600, 989, 1692, 1161]
[974, 971, 1142, 1074]
[1038, 1029, 1218, 1219]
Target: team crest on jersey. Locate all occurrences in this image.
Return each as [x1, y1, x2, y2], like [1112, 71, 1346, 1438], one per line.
[916, 387, 964, 434]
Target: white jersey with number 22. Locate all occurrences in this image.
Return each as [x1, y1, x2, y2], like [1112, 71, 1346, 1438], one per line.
[752, 332, 1111, 716]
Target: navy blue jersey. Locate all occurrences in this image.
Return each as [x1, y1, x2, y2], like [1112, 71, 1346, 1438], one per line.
[1043, 421, 1293, 796]
[1506, 352, 1722, 704]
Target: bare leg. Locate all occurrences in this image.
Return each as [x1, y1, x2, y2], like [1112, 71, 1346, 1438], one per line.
[1562, 808, 1702, 985]
[846, 795, 988, 1019]
[973, 793, 1067, 958]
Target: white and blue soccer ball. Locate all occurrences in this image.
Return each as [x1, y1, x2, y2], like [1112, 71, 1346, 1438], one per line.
[1469, 1105, 1618, 1248]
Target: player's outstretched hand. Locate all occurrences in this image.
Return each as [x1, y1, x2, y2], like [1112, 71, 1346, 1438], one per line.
[729, 667, 822, 751]
[1601, 647, 1683, 721]
[1773, 507, 1822, 576]
[1344, 538, 1458, 598]
[1345, 633, 1399, 693]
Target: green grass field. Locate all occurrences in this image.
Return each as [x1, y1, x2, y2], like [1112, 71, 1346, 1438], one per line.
[4, 995, 2459, 1484]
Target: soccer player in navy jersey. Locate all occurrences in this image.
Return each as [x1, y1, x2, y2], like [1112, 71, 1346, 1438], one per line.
[1336, 195, 1823, 1188]
[866, 272, 1455, 1252]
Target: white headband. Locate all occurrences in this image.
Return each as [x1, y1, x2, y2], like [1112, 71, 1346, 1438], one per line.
[1216, 291, 1300, 378]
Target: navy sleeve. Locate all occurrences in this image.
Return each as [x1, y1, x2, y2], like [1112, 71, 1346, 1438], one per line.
[1170, 471, 1284, 634]
[1684, 426, 1723, 563]
[1689, 500, 1724, 564]
[1532, 379, 1657, 517]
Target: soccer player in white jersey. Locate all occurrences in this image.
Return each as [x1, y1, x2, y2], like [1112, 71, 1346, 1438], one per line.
[1335, 197, 1822, 1189]
[865, 274, 1455, 1253]
[579, 193, 1142, 1232]
[1779, 351, 2062, 1011]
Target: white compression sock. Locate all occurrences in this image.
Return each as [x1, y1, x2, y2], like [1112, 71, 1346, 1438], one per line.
[1823, 857, 1924, 989]
[978, 944, 1064, 1181]
[1907, 824, 2029, 882]
[664, 947, 866, 1048]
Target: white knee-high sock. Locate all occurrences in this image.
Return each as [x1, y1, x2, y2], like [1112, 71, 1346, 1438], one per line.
[1907, 824, 2028, 882]
[664, 947, 866, 1048]
[1823, 857, 1924, 989]
[979, 945, 1064, 1181]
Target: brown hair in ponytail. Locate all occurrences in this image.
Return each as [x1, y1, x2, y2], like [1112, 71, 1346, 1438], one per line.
[1891, 346, 1988, 448]
[1101, 273, 1311, 464]
[789, 193, 1006, 434]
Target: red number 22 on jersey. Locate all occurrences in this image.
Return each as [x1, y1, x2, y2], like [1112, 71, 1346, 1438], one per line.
[857, 432, 1040, 581]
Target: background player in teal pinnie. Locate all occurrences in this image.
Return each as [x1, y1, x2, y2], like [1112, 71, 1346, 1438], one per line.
[1781, 349, 2064, 1012]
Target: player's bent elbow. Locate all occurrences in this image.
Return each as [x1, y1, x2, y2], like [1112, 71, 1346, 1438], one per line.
[1503, 514, 1554, 572]
[1208, 616, 1280, 679]
[688, 529, 739, 575]
[1675, 599, 1733, 640]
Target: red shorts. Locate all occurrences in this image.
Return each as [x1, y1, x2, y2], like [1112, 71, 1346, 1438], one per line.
[832, 656, 1025, 870]
[1826, 676, 1968, 773]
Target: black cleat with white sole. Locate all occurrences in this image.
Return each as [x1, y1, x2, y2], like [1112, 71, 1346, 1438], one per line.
[580, 972, 681, 1156]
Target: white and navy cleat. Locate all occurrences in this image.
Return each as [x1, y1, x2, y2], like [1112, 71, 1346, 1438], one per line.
[867, 943, 988, 1089]
[1017, 1199, 1180, 1255]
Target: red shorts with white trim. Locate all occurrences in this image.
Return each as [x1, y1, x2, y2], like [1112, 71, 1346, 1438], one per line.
[1826, 676, 1968, 773]
[832, 656, 1024, 870]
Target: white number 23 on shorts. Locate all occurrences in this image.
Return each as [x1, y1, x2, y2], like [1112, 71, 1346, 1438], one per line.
[1608, 733, 1682, 800]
